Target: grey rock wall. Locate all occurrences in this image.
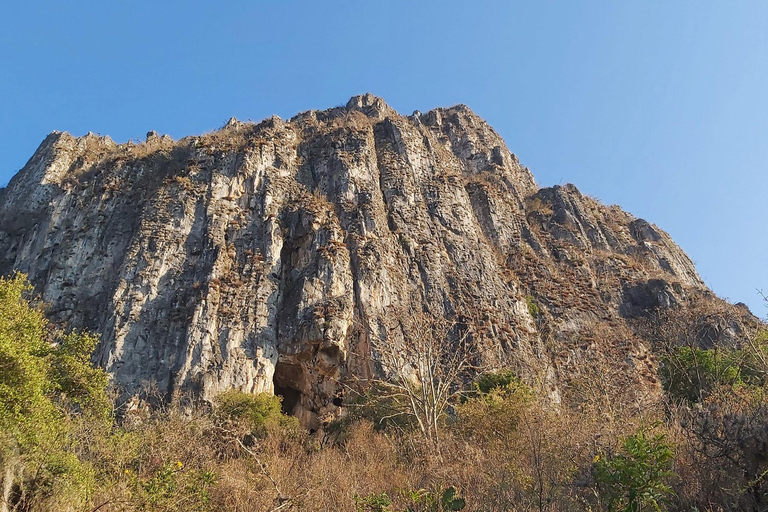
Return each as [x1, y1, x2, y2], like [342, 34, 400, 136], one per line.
[0, 94, 746, 427]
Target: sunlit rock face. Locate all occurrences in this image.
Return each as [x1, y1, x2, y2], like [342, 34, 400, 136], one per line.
[0, 94, 754, 428]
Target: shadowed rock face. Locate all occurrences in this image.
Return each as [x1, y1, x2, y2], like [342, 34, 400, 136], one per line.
[0, 94, 755, 427]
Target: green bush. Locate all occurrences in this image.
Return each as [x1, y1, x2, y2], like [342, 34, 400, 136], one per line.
[660, 346, 747, 403]
[473, 370, 524, 395]
[131, 460, 218, 512]
[593, 427, 675, 512]
[354, 491, 392, 512]
[52, 330, 111, 420]
[0, 273, 110, 510]
[454, 376, 531, 446]
[525, 295, 541, 318]
[405, 486, 466, 512]
[214, 390, 299, 437]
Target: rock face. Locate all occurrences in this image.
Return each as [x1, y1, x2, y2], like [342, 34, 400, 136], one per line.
[0, 94, 756, 427]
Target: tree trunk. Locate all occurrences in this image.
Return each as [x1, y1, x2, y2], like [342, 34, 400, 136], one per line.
[1, 461, 15, 512]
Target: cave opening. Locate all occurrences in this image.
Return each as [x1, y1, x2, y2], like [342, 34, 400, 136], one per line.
[273, 362, 302, 416]
[274, 383, 301, 415]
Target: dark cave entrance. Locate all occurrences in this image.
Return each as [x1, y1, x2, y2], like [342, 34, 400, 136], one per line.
[274, 383, 301, 415]
[273, 362, 303, 415]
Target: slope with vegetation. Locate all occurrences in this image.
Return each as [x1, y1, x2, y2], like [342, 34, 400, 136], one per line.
[1, 94, 759, 434]
[1, 273, 767, 511]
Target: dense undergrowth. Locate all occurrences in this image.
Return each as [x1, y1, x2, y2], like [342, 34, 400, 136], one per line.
[1, 273, 767, 511]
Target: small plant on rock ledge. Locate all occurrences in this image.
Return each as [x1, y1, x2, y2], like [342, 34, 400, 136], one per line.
[526, 294, 542, 318]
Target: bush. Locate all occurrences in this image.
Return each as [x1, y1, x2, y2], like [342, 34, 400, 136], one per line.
[131, 460, 217, 512]
[659, 346, 744, 403]
[592, 427, 675, 512]
[455, 376, 531, 445]
[214, 390, 299, 437]
[404, 486, 466, 511]
[354, 491, 392, 512]
[0, 273, 110, 510]
[336, 382, 421, 434]
[673, 386, 768, 511]
[472, 370, 523, 395]
[454, 378, 585, 510]
[525, 295, 541, 318]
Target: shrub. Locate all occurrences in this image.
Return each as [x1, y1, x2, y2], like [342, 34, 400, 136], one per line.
[525, 295, 541, 318]
[592, 427, 675, 512]
[214, 390, 299, 437]
[338, 382, 420, 433]
[51, 330, 111, 420]
[459, 373, 531, 434]
[673, 386, 768, 511]
[354, 491, 392, 512]
[130, 460, 218, 512]
[402, 486, 466, 511]
[454, 380, 586, 511]
[472, 370, 523, 395]
[660, 346, 746, 403]
[0, 273, 110, 510]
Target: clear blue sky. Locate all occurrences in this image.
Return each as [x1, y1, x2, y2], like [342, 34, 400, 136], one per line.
[1, 1, 766, 315]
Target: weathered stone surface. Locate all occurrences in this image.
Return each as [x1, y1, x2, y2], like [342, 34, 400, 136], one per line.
[0, 94, 758, 427]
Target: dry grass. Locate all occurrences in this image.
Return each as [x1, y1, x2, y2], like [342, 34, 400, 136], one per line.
[525, 196, 554, 217]
[72, 388, 652, 512]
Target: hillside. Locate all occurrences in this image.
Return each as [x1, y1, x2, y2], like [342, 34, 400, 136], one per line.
[2, 95, 768, 512]
[0, 94, 757, 431]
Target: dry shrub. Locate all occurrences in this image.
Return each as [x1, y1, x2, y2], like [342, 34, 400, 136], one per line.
[64, 385, 680, 512]
[208, 459, 274, 511]
[450, 384, 599, 512]
[669, 387, 768, 511]
[286, 422, 410, 511]
[25, 326, 768, 512]
[525, 196, 554, 217]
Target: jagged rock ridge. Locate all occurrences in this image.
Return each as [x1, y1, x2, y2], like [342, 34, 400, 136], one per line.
[0, 94, 753, 427]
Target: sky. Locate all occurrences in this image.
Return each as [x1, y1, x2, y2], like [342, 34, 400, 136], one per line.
[1, 1, 766, 316]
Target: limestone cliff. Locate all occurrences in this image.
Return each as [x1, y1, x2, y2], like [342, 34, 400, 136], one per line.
[0, 94, 755, 427]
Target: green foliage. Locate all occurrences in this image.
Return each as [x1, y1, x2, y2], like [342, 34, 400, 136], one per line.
[454, 377, 532, 451]
[525, 294, 541, 318]
[660, 346, 752, 403]
[142, 461, 180, 506]
[0, 273, 110, 510]
[401, 486, 466, 512]
[398, 234, 413, 251]
[473, 370, 523, 395]
[132, 460, 217, 511]
[214, 389, 299, 437]
[0, 273, 52, 437]
[457, 371, 532, 441]
[593, 427, 675, 512]
[52, 331, 111, 420]
[355, 491, 393, 512]
[439, 486, 466, 511]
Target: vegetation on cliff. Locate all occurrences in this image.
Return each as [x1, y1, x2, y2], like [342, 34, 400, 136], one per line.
[0, 274, 767, 511]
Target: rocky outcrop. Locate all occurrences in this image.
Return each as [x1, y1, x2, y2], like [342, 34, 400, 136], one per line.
[0, 94, 757, 427]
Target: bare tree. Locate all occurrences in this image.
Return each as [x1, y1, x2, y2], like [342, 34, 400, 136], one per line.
[361, 311, 480, 447]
